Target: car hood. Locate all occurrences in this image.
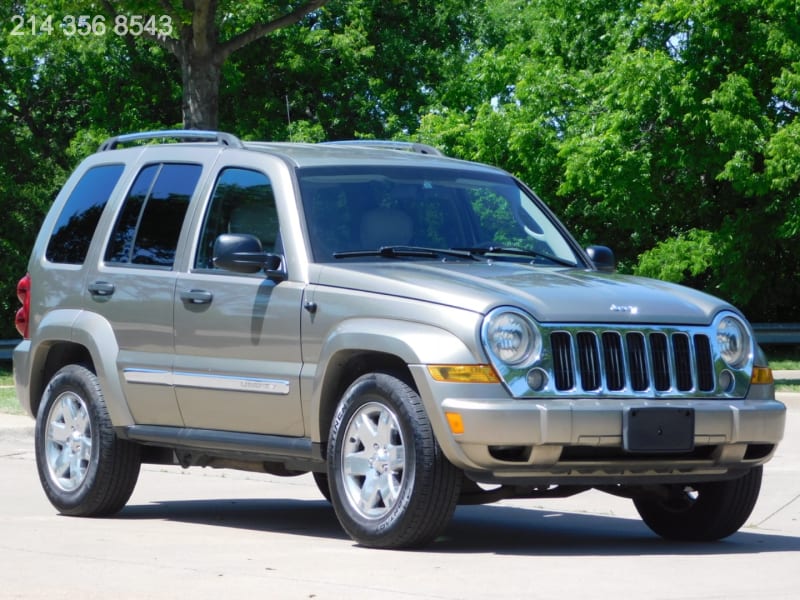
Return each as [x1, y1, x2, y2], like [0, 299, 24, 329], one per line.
[313, 261, 735, 325]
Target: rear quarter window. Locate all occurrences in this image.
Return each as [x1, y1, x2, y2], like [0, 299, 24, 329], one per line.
[45, 164, 125, 264]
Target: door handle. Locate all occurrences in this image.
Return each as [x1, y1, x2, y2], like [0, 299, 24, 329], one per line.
[88, 281, 115, 297]
[180, 289, 213, 305]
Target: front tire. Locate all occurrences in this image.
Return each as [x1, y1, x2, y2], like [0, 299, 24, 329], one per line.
[312, 471, 332, 503]
[35, 364, 141, 516]
[633, 467, 763, 541]
[328, 373, 461, 548]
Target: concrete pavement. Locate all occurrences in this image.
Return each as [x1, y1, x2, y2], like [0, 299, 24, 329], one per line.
[1, 392, 798, 599]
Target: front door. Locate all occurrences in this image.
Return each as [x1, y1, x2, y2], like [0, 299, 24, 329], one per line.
[173, 165, 304, 435]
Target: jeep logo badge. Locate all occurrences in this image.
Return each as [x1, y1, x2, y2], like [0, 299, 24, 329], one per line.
[610, 304, 638, 314]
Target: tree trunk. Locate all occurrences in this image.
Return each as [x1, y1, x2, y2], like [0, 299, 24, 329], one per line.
[181, 51, 222, 130]
[140, 0, 330, 130]
[179, 0, 220, 130]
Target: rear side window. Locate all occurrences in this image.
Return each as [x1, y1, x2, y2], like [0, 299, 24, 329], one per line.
[105, 163, 202, 268]
[46, 164, 125, 264]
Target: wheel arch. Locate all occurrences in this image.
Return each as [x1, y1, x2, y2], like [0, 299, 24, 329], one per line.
[26, 309, 134, 426]
[316, 350, 412, 455]
[309, 318, 477, 448]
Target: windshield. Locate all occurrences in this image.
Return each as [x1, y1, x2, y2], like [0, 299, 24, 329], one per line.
[297, 165, 581, 266]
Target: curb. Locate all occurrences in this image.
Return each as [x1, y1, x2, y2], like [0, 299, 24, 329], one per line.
[0, 414, 34, 436]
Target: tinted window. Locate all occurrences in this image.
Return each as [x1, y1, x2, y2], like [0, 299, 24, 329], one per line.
[105, 163, 202, 268]
[45, 164, 125, 264]
[298, 165, 577, 265]
[195, 168, 278, 269]
[104, 165, 158, 263]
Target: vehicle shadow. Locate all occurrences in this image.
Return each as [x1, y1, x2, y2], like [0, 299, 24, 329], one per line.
[119, 498, 800, 556]
[438, 504, 800, 556]
[120, 497, 349, 541]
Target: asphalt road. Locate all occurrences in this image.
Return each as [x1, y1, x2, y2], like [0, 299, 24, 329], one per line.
[1, 396, 798, 600]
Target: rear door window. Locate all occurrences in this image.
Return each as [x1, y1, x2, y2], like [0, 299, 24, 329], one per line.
[104, 163, 202, 268]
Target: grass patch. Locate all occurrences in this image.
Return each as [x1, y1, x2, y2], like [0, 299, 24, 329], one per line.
[763, 344, 800, 370]
[0, 364, 23, 415]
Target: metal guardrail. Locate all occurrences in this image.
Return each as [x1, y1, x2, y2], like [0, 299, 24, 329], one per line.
[0, 339, 18, 361]
[1, 324, 798, 363]
[751, 324, 800, 346]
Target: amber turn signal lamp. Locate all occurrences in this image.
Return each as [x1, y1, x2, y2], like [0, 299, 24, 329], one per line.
[751, 366, 774, 385]
[445, 412, 465, 435]
[427, 365, 500, 383]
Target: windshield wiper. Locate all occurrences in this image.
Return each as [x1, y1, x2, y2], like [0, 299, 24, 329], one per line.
[333, 246, 480, 261]
[454, 246, 578, 268]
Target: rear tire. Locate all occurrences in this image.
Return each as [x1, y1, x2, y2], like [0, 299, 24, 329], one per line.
[35, 364, 141, 516]
[327, 372, 461, 548]
[633, 467, 763, 541]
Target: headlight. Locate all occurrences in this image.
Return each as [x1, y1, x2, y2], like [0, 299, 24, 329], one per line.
[482, 308, 541, 367]
[716, 315, 751, 368]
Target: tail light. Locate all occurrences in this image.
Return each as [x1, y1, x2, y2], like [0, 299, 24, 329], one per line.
[15, 273, 31, 339]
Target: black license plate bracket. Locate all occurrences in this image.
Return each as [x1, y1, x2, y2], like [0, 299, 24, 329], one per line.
[623, 407, 695, 453]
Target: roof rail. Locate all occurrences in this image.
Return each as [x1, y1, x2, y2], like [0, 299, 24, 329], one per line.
[98, 130, 244, 151]
[321, 140, 444, 157]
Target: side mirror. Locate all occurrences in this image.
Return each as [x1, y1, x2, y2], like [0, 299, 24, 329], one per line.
[213, 233, 285, 279]
[585, 245, 616, 273]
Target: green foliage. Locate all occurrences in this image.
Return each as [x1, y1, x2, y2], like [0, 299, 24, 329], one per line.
[221, 0, 478, 140]
[287, 120, 326, 143]
[634, 229, 716, 285]
[2, 0, 799, 335]
[0, 0, 478, 336]
[0, 0, 180, 337]
[419, 0, 800, 321]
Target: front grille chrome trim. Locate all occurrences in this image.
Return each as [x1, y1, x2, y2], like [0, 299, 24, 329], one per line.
[489, 318, 754, 400]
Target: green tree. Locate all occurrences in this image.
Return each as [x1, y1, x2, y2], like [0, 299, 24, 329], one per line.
[420, 0, 800, 322]
[0, 0, 478, 337]
[219, 0, 478, 140]
[1, 0, 179, 337]
[97, 0, 331, 129]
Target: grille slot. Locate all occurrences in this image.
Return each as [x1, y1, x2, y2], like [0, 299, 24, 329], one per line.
[551, 332, 574, 391]
[548, 329, 716, 396]
[673, 333, 693, 391]
[577, 332, 601, 391]
[651, 333, 670, 391]
[602, 332, 625, 391]
[694, 334, 714, 391]
[626, 332, 648, 391]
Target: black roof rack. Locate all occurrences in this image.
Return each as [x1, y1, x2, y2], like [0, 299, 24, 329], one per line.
[321, 140, 444, 156]
[98, 130, 244, 151]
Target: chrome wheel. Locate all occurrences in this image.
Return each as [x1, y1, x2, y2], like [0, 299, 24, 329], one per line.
[328, 373, 460, 548]
[44, 391, 92, 492]
[340, 401, 406, 519]
[35, 365, 141, 516]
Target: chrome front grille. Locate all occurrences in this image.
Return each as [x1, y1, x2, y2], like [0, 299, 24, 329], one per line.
[543, 326, 724, 398]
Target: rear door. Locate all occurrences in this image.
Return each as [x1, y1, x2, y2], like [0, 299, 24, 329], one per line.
[90, 154, 208, 426]
[173, 153, 305, 436]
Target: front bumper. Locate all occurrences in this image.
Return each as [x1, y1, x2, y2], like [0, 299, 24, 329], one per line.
[411, 366, 786, 485]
